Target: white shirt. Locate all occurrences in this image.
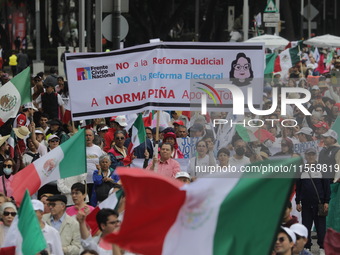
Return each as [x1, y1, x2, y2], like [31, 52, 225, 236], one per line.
[81, 235, 112, 255]
[42, 223, 64, 255]
[228, 156, 251, 168]
[86, 144, 105, 183]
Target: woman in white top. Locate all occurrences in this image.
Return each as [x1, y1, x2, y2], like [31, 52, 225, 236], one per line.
[188, 140, 216, 178]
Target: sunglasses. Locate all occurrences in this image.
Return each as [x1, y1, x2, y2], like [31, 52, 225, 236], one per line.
[277, 237, 286, 243]
[3, 211, 17, 217]
[3, 164, 12, 168]
[50, 139, 60, 143]
[47, 202, 63, 207]
[115, 137, 125, 140]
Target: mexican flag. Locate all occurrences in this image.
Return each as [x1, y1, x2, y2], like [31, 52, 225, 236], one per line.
[275, 45, 300, 73]
[0, 67, 31, 126]
[264, 52, 278, 76]
[86, 189, 124, 236]
[235, 125, 257, 142]
[105, 157, 300, 255]
[11, 128, 86, 204]
[2, 190, 47, 255]
[124, 114, 146, 165]
[7, 129, 17, 158]
[128, 114, 146, 155]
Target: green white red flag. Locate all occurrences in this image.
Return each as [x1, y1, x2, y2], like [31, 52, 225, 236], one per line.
[86, 189, 124, 236]
[2, 190, 47, 255]
[0, 68, 31, 126]
[105, 157, 300, 255]
[11, 128, 86, 204]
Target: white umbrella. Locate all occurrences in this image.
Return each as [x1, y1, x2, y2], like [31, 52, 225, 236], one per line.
[244, 34, 289, 49]
[303, 34, 340, 48]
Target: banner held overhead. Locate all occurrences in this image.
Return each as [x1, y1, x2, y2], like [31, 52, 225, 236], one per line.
[66, 42, 264, 120]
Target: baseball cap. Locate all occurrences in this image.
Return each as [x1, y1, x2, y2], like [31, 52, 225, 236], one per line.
[98, 126, 109, 132]
[31, 199, 44, 212]
[311, 85, 320, 90]
[305, 147, 317, 154]
[43, 76, 56, 87]
[23, 102, 38, 111]
[281, 226, 296, 243]
[35, 128, 44, 135]
[47, 119, 62, 126]
[290, 223, 308, 238]
[307, 64, 315, 69]
[114, 115, 127, 127]
[47, 194, 67, 204]
[175, 172, 191, 180]
[321, 129, 338, 141]
[48, 134, 60, 142]
[314, 121, 330, 130]
[173, 120, 184, 126]
[296, 127, 313, 136]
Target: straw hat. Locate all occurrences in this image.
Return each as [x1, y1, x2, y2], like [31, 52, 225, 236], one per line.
[13, 126, 30, 139]
[0, 135, 10, 147]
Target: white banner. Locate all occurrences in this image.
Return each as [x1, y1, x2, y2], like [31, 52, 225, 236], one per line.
[66, 42, 264, 120]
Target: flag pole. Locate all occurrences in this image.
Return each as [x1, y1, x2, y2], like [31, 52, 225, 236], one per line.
[154, 111, 160, 172]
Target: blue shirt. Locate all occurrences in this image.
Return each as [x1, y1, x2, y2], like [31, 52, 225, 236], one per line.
[50, 212, 66, 232]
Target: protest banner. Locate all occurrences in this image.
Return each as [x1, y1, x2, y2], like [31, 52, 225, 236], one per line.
[66, 42, 264, 120]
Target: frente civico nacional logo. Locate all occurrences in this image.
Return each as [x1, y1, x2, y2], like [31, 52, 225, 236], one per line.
[76, 65, 115, 81]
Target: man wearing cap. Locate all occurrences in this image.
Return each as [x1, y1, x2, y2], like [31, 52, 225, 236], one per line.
[43, 194, 81, 255]
[296, 127, 314, 143]
[319, 129, 340, 182]
[13, 102, 37, 128]
[29, 199, 63, 255]
[104, 115, 127, 153]
[35, 80, 64, 120]
[290, 223, 312, 255]
[12, 126, 30, 156]
[274, 227, 296, 255]
[46, 118, 69, 144]
[313, 121, 329, 144]
[296, 147, 330, 253]
[175, 171, 191, 184]
[0, 202, 17, 246]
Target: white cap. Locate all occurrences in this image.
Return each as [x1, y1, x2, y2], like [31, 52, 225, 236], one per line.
[321, 129, 338, 141]
[281, 226, 296, 243]
[35, 129, 44, 134]
[290, 223, 308, 238]
[307, 64, 315, 69]
[98, 126, 109, 132]
[23, 102, 38, 111]
[175, 171, 191, 180]
[31, 199, 44, 212]
[311, 85, 320, 90]
[296, 127, 313, 136]
[114, 115, 128, 127]
[48, 134, 60, 141]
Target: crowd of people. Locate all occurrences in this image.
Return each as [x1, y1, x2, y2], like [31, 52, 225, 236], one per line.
[0, 44, 339, 254]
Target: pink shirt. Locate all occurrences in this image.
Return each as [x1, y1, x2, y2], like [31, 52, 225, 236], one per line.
[146, 158, 180, 178]
[0, 175, 14, 197]
[66, 204, 94, 216]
